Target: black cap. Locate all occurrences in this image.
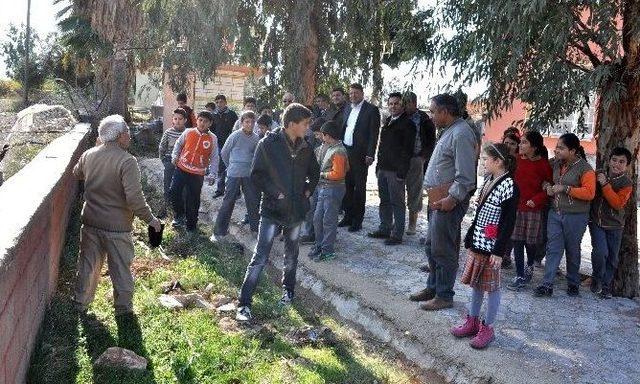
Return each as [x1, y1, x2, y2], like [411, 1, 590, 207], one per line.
[197, 110, 214, 121]
[320, 120, 341, 139]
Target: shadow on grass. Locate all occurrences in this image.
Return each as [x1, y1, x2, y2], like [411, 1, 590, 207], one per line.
[28, 199, 158, 384]
[82, 312, 157, 384]
[27, 200, 83, 383]
[181, 228, 388, 383]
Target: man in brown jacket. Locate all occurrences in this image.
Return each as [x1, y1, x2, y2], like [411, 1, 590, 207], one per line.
[72, 114, 161, 315]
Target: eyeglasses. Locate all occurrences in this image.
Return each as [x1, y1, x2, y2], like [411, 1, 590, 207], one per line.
[283, 99, 293, 103]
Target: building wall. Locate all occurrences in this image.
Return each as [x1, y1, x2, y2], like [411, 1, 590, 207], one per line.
[484, 100, 597, 155]
[0, 124, 90, 384]
[134, 71, 162, 109]
[161, 65, 260, 129]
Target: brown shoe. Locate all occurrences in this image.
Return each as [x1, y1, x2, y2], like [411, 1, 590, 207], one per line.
[419, 297, 454, 311]
[409, 288, 435, 302]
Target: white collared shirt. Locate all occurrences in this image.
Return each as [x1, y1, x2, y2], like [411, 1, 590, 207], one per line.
[343, 100, 364, 146]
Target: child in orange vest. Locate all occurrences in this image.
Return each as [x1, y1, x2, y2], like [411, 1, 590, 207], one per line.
[170, 110, 219, 231]
[589, 147, 634, 298]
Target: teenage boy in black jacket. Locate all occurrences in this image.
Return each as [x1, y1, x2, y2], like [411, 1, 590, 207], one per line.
[368, 92, 415, 245]
[237, 103, 320, 321]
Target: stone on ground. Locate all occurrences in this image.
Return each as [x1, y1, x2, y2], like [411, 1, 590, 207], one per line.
[161, 279, 184, 294]
[1, 104, 77, 179]
[94, 347, 147, 371]
[158, 294, 184, 310]
[209, 294, 233, 307]
[216, 302, 237, 313]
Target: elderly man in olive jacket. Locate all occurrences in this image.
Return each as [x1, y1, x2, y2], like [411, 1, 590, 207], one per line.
[72, 115, 161, 315]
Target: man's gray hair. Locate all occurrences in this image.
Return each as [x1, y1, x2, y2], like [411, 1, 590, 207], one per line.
[98, 114, 129, 143]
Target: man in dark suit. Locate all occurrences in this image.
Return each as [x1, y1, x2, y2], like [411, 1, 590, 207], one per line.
[367, 92, 415, 245]
[338, 83, 381, 232]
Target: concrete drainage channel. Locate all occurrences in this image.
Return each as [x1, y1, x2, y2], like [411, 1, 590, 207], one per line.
[226, 222, 478, 384]
[141, 158, 567, 384]
[141, 159, 483, 383]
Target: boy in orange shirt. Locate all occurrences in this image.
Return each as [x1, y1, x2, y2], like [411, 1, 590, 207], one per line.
[309, 121, 349, 261]
[588, 147, 634, 298]
[170, 110, 219, 231]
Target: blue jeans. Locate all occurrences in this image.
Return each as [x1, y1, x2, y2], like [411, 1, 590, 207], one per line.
[377, 170, 407, 239]
[541, 210, 589, 287]
[589, 223, 623, 290]
[302, 189, 319, 237]
[213, 176, 260, 235]
[238, 216, 302, 307]
[313, 184, 346, 254]
[425, 198, 470, 301]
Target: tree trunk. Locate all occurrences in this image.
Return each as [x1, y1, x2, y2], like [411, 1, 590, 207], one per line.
[108, 44, 130, 120]
[288, 0, 319, 105]
[594, 0, 640, 298]
[370, 5, 383, 106]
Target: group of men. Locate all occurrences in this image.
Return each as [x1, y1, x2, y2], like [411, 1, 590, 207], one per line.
[71, 83, 480, 318]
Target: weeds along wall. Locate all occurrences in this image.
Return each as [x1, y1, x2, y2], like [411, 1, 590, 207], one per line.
[0, 124, 91, 383]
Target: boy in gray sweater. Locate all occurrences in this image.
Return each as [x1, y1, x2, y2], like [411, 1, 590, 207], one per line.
[211, 111, 261, 240]
[158, 108, 188, 219]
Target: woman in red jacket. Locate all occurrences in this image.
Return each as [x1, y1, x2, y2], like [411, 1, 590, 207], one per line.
[507, 131, 552, 291]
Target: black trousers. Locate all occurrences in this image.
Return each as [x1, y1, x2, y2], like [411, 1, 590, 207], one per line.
[342, 147, 368, 226]
[170, 168, 204, 231]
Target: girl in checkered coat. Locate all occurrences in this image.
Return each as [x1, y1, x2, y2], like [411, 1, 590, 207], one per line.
[451, 143, 519, 349]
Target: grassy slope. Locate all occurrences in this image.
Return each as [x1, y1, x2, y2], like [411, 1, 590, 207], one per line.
[27, 191, 426, 383]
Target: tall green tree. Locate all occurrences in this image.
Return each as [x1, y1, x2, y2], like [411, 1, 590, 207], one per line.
[234, 0, 435, 105]
[437, 0, 640, 297]
[62, 0, 433, 112]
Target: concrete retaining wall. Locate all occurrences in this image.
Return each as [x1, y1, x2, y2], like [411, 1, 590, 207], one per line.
[0, 124, 90, 384]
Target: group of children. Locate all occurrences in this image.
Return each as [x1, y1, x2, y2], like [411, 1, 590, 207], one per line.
[159, 93, 635, 349]
[159, 95, 350, 322]
[452, 130, 633, 349]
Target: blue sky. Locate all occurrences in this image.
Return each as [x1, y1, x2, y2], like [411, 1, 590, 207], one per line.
[0, 0, 485, 101]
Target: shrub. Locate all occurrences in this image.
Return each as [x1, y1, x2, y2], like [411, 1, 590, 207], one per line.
[0, 79, 21, 97]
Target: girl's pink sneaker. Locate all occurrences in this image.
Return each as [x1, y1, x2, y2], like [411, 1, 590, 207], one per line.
[469, 322, 495, 349]
[450, 315, 480, 338]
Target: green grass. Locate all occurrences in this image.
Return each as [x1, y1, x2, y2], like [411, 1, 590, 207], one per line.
[27, 201, 425, 383]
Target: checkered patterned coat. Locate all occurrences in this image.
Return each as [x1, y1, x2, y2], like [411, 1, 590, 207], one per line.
[464, 174, 519, 256]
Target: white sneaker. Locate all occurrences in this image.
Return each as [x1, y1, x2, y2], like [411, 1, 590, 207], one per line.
[236, 306, 252, 322]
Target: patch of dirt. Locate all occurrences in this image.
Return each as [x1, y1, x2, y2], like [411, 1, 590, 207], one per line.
[130, 255, 172, 278]
[218, 317, 241, 334]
